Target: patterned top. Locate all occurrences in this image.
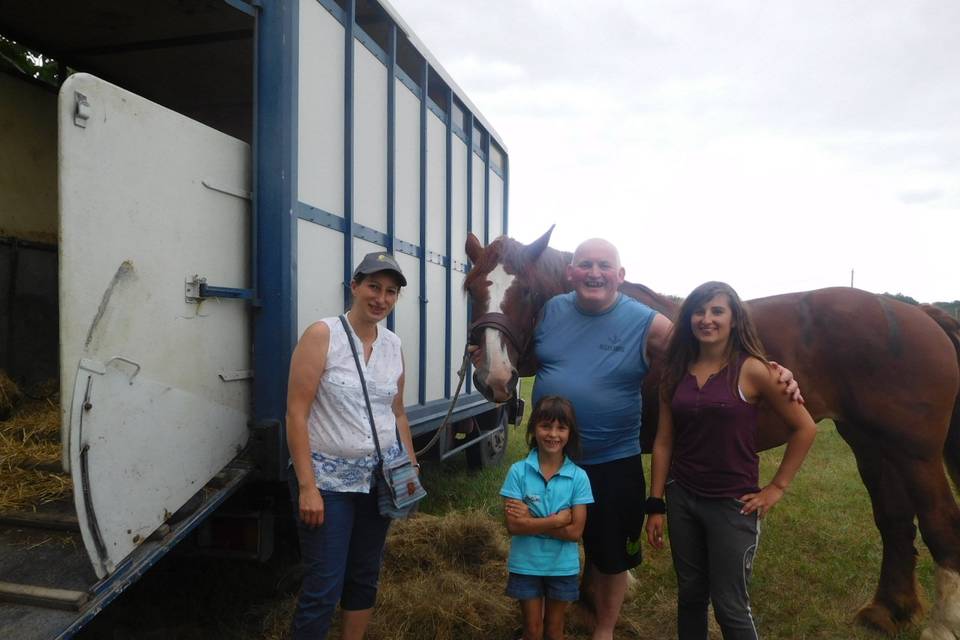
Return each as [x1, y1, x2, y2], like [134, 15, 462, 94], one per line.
[308, 316, 405, 493]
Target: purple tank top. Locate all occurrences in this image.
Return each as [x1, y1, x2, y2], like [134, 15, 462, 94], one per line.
[669, 354, 760, 498]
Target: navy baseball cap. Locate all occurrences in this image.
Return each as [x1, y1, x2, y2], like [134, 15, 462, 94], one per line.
[353, 251, 407, 287]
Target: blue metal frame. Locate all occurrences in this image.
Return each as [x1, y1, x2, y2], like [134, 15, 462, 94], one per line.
[417, 60, 428, 406]
[386, 23, 397, 332]
[252, 0, 297, 469]
[503, 149, 510, 239]
[342, 0, 356, 309]
[222, 0, 257, 18]
[198, 284, 256, 300]
[465, 111, 474, 395]
[444, 87, 453, 398]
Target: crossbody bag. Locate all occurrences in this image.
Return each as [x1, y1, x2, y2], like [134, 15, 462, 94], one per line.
[339, 315, 426, 519]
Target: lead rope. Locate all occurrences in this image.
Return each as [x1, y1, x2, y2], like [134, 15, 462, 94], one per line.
[415, 343, 471, 458]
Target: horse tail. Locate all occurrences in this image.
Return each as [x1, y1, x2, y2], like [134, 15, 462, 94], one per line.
[921, 305, 960, 490]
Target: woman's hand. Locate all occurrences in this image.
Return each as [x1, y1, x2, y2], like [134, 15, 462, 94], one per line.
[738, 483, 785, 518]
[299, 485, 325, 528]
[646, 513, 666, 549]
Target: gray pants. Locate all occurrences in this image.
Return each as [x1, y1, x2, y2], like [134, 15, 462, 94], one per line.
[666, 481, 761, 640]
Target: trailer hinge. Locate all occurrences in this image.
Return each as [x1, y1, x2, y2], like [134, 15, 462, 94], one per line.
[185, 275, 256, 303]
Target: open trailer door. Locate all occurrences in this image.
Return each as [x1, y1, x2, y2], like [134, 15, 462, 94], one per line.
[58, 73, 253, 579]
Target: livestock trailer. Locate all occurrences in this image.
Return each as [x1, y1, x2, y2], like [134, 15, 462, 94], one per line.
[0, 0, 512, 637]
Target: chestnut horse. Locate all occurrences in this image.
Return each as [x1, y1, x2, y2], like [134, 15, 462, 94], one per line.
[464, 229, 960, 638]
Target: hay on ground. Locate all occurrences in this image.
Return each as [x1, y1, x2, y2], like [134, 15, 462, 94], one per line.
[256, 510, 519, 640]
[0, 377, 69, 511]
[0, 369, 22, 419]
[369, 510, 515, 640]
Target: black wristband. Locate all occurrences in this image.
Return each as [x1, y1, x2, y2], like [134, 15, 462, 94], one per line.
[644, 496, 666, 514]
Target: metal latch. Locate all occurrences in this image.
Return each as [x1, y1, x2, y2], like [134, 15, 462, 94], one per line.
[74, 92, 91, 128]
[185, 275, 255, 303]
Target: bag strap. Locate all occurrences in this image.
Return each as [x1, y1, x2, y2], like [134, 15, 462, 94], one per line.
[339, 315, 384, 462]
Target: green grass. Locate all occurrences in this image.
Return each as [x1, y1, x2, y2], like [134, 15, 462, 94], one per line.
[417, 378, 533, 516]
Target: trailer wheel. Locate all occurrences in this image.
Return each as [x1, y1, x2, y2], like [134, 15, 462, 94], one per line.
[465, 407, 509, 469]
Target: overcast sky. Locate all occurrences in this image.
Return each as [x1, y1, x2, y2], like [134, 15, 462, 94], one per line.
[391, 0, 959, 302]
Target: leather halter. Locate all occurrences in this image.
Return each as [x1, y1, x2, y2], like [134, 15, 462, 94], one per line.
[469, 312, 529, 355]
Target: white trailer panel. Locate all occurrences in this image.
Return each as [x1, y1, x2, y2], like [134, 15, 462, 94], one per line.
[451, 138, 468, 265]
[395, 81, 420, 245]
[425, 111, 446, 255]
[489, 173, 504, 240]
[450, 270, 468, 389]
[298, 0, 345, 216]
[298, 220, 344, 335]
[471, 150, 485, 239]
[424, 262, 446, 401]
[58, 73, 250, 577]
[353, 40, 388, 232]
[393, 252, 420, 407]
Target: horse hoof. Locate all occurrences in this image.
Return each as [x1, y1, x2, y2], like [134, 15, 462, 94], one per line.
[855, 602, 916, 636]
[919, 625, 959, 640]
[920, 568, 960, 640]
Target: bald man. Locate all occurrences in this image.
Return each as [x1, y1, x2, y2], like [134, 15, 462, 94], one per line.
[531, 238, 671, 639]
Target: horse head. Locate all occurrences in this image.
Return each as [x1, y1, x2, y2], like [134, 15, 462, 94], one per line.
[464, 227, 570, 402]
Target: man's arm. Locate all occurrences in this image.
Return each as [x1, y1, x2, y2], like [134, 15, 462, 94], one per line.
[644, 313, 673, 364]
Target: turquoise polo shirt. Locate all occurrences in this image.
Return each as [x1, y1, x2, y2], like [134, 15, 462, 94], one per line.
[500, 449, 594, 576]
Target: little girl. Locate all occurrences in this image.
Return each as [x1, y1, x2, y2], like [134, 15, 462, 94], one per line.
[500, 396, 594, 640]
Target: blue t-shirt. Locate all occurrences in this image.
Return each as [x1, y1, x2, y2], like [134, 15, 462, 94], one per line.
[533, 292, 657, 465]
[500, 449, 594, 576]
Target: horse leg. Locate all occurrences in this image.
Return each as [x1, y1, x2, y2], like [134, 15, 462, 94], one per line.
[836, 421, 924, 633]
[894, 457, 960, 639]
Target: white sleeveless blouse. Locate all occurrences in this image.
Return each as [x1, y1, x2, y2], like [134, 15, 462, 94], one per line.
[307, 316, 405, 492]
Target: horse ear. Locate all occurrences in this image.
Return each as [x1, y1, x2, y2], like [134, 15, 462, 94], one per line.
[523, 225, 555, 264]
[465, 233, 484, 263]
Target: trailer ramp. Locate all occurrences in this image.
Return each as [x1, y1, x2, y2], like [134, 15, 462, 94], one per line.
[0, 463, 250, 640]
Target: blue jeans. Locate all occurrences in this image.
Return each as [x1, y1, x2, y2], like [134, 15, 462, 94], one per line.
[288, 477, 392, 640]
[506, 572, 580, 602]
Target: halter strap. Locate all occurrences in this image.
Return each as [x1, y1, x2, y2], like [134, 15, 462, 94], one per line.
[469, 312, 527, 354]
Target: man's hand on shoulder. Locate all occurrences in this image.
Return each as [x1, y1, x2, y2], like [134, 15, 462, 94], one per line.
[769, 361, 804, 404]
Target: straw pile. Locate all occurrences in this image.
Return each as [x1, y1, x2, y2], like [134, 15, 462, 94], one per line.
[0, 373, 70, 512]
[0, 369, 22, 419]
[370, 509, 516, 639]
[255, 510, 518, 640]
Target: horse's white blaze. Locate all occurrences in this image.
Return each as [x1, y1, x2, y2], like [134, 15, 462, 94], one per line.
[481, 264, 517, 392]
[486, 265, 513, 316]
[921, 567, 960, 640]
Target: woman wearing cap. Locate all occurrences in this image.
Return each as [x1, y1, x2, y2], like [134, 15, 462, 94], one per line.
[286, 251, 416, 640]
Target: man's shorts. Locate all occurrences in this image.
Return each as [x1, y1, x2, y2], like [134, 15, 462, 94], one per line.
[506, 572, 579, 602]
[580, 454, 646, 574]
